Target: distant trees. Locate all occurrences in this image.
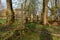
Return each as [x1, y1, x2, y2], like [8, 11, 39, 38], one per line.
[48, 0, 60, 21]
[29, 0, 40, 23]
[5, 0, 60, 25]
[29, 0, 34, 22]
[21, 0, 28, 24]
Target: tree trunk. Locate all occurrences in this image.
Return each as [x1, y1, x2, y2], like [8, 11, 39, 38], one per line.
[6, 0, 15, 24]
[43, 0, 49, 25]
[23, 0, 27, 24]
[29, 0, 34, 22]
[55, 0, 57, 7]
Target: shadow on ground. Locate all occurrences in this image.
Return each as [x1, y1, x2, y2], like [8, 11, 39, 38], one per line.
[40, 27, 53, 40]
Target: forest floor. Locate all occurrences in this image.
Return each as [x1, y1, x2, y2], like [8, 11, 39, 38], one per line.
[0, 19, 60, 40]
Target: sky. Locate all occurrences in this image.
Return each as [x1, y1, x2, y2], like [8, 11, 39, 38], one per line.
[1, 0, 6, 8]
[1, 0, 43, 8]
[0, 0, 51, 16]
[1, 0, 24, 9]
[1, 0, 51, 14]
[1, 0, 51, 9]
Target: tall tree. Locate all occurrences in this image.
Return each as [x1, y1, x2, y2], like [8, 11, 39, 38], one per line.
[6, 0, 15, 24]
[22, 0, 27, 24]
[43, 0, 49, 25]
[29, 0, 35, 22]
[55, 0, 57, 7]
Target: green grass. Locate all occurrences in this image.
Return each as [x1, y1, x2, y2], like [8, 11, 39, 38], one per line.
[0, 22, 60, 40]
[25, 23, 60, 40]
[0, 19, 6, 24]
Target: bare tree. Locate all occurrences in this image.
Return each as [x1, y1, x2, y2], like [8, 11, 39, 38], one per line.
[42, 0, 49, 25]
[6, 0, 15, 24]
